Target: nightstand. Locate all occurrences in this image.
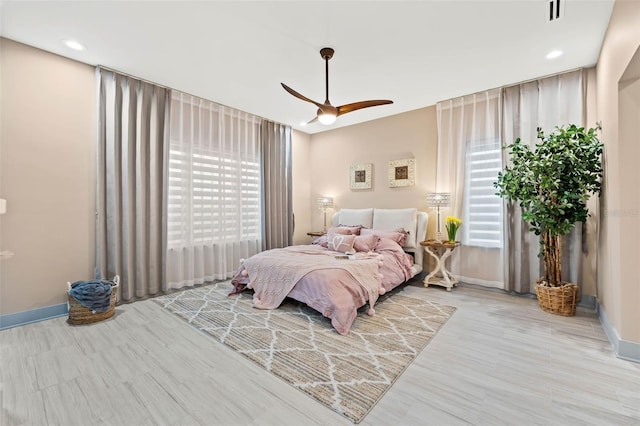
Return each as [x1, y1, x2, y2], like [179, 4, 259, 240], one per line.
[420, 240, 460, 291]
[306, 231, 326, 237]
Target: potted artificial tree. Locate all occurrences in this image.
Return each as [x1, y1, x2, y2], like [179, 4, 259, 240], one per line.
[494, 124, 603, 316]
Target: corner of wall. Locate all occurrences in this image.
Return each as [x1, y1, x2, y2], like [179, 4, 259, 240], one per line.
[597, 300, 640, 363]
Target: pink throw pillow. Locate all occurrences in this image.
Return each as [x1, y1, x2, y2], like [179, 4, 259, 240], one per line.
[327, 225, 364, 236]
[337, 224, 365, 235]
[326, 227, 353, 235]
[354, 234, 379, 252]
[327, 232, 356, 253]
[360, 228, 408, 246]
[312, 235, 329, 248]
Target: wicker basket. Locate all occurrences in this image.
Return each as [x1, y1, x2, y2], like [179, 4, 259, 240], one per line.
[67, 276, 119, 325]
[535, 279, 578, 316]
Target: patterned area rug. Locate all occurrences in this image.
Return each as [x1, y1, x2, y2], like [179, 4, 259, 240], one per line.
[154, 281, 456, 423]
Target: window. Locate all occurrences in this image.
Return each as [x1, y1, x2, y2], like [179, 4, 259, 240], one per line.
[167, 147, 261, 248]
[463, 138, 503, 248]
[167, 94, 262, 250]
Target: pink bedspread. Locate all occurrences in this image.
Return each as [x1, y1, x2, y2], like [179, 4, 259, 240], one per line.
[230, 240, 413, 335]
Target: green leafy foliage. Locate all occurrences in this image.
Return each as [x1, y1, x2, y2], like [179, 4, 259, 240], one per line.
[494, 124, 603, 285]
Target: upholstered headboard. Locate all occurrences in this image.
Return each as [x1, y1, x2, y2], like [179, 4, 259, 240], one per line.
[331, 208, 428, 275]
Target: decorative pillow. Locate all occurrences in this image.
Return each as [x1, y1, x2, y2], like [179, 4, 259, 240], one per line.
[353, 234, 379, 252]
[338, 224, 365, 235]
[372, 208, 418, 248]
[327, 232, 356, 253]
[327, 226, 357, 236]
[361, 228, 409, 247]
[334, 208, 374, 229]
[312, 235, 328, 248]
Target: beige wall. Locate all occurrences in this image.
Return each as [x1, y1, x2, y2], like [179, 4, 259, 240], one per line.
[308, 106, 438, 241]
[617, 71, 640, 342]
[291, 130, 311, 245]
[595, 0, 640, 344]
[0, 38, 96, 315]
[302, 107, 438, 272]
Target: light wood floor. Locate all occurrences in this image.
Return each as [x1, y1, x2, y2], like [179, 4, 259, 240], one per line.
[2, 280, 639, 426]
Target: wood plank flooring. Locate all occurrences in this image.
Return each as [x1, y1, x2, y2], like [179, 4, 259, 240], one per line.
[1, 280, 638, 425]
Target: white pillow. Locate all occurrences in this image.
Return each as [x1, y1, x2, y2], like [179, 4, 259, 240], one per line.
[372, 208, 418, 248]
[334, 208, 374, 228]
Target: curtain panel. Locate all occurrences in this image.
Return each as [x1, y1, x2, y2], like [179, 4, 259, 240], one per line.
[436, 69, 588, 293]
[501, 69, 586, 293]
[96, 68, 169, 302]
[166, 92, 263, 289]
[436, 89, 504, 287]
[260, 120, 293, 250]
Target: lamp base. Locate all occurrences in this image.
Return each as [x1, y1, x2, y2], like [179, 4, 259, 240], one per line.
[434, 231, 444, 243]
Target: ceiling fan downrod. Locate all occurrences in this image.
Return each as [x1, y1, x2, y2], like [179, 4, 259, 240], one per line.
[320, 47, 334, 104]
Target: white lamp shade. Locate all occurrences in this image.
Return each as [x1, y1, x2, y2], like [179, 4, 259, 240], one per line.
[426, 192, 451, 208]
[317, 197, 334, 209]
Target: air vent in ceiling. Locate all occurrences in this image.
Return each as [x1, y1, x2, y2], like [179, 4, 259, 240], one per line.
[547, 0, 564, 22]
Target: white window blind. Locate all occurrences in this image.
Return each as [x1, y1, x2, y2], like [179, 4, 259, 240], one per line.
[463, 138, 503, 248]
[167, 149, 261, 248]
[167, 94, 261, 248]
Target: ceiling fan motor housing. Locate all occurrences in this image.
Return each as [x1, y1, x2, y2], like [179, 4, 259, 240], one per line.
[320, 47, 335, 60]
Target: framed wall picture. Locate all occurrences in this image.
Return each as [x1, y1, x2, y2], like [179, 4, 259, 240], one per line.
[388, 158, 416, 187]
[350, 163, 372, 190]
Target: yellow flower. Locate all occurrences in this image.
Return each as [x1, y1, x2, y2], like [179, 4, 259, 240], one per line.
[445, 216, 462, 242]
[445, 216, 462, 225]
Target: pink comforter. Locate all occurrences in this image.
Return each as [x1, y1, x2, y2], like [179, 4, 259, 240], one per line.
[230, 239, 413, 335]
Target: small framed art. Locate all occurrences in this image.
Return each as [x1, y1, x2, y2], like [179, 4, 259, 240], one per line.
[350, 163, 372, 190]
[388, 158, 416, 187]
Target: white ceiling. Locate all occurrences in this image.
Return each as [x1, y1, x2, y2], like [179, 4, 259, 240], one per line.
[1, 0, 614, 134]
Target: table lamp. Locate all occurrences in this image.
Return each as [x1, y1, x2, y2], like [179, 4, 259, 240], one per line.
[426, 192, 450, 242]
[317, 197, 334, 231]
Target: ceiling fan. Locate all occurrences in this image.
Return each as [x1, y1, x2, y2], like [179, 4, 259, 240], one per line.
[281, 47, 393, 125]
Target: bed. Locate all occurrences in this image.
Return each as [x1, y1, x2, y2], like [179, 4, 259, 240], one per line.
[230, 208, 428, 334]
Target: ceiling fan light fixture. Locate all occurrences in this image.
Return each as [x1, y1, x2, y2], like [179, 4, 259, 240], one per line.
[282, 47, 392, 126]
[318, 111, 337, 125]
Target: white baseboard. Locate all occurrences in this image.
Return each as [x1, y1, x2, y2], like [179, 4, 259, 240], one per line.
[597, 301, 640, 363]
[456, 275, 503, 289]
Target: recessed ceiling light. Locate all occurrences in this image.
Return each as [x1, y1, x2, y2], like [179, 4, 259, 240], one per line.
[546, 50, 562, 59]
[63, 39, 86, 51]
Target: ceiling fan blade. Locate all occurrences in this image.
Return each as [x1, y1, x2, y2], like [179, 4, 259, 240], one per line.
[306, 116, 318, 125]
[281, 83, 323, 108]
[337, 100, 393, 116]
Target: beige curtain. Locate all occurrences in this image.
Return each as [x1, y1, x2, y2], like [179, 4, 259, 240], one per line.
[96, 68, 169, 302]
[436, 89, 504, 288]
[436, 69, 588, 294]
[501, 69, 586, 293]
[260, 120, 293, 250]
[166, 92, 262, 288]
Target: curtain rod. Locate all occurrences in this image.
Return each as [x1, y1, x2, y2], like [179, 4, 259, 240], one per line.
[436, 66, 591, 104]
[96, 65, 291, 129]
[501, 66, 589, 89]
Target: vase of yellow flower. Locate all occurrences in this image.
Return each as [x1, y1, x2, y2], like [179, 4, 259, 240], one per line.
[445, 216, 461, 243]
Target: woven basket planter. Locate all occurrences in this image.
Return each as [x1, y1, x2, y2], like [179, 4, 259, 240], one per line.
[535, 279, 578, 316]
[67, 276, 119, 325]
